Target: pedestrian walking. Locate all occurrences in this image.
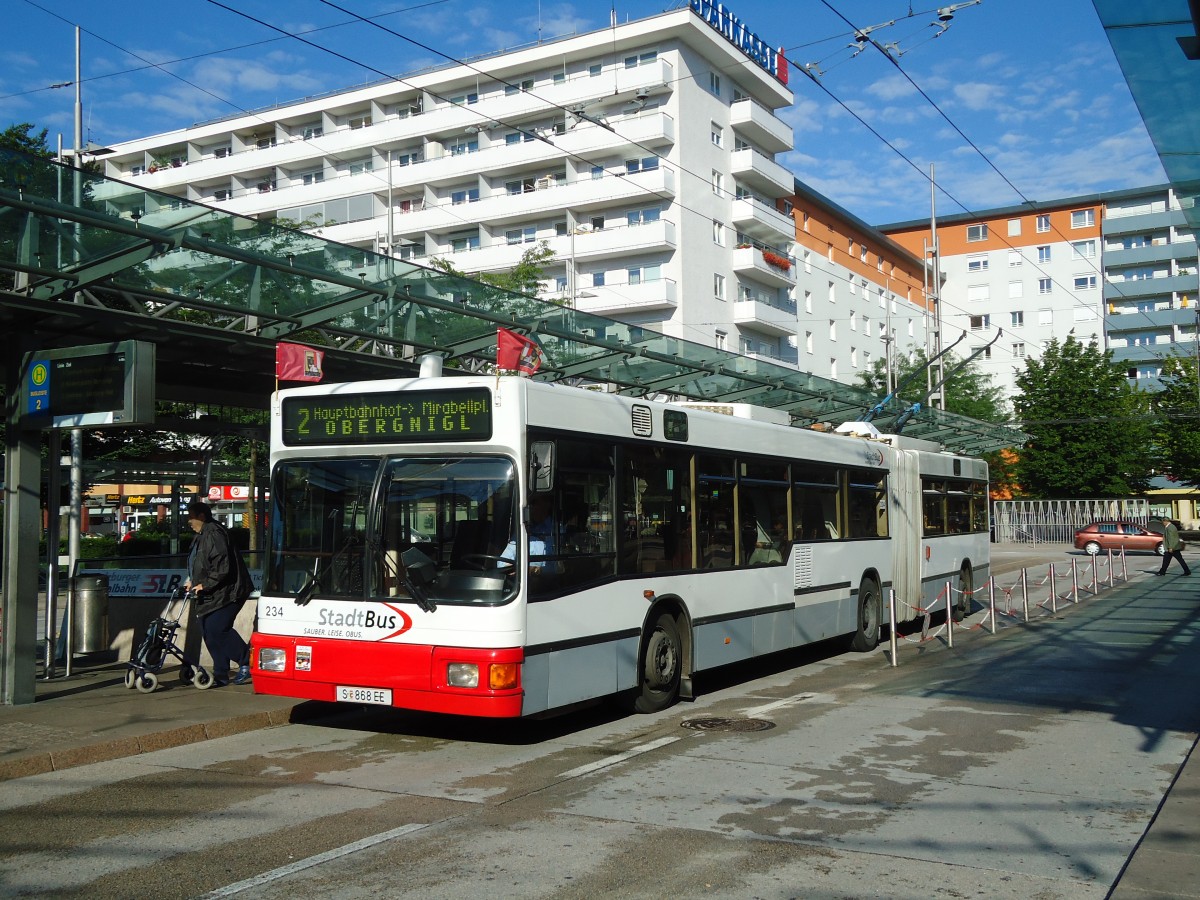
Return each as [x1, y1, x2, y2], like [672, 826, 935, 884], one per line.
[1156, 518, 1191, 576]
[185, 500, 255, 684]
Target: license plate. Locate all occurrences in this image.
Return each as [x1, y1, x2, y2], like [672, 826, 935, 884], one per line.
[335, 685, 393, 706]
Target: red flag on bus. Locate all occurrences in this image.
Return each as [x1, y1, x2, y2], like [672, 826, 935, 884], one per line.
[496, 328, 544, 376]
[276, 342, 325, 383]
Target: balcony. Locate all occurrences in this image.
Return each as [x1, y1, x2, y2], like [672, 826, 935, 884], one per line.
[1102, 208, 1188, 236]
[1104, 241, 1196, 268]
[731, 197, 794, 242]
[562, 219, 677, 263]
[1104, 273, 1197, 300]
[573, 278, 678, 315]
[732, 245, 796, 287]
[734, 298, 797, 336]
[731, 148, 793, 196]
[1106, 306, 1192, 331]
[730, 98, 793, 154]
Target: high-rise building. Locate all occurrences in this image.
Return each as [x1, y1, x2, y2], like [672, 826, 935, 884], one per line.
[883, 185, 1198, 401]
[94, 4, 934, 384]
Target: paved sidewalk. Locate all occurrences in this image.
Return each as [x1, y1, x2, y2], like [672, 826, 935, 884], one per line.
[0, 661, 331, 781]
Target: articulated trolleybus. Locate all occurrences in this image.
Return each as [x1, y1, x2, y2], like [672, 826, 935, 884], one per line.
[251, 364, 989, 717]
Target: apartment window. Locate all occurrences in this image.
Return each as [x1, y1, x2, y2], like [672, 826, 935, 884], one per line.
[591, 216, 605, 231]
[969, 314, 991, 330]
[1074, 274, 1098, 290]
[552, 72, 565, 85]
[967, 223, 988, 242]
[712, 219, 724, 245]
[448, 138, 478, 156]
[1008, 218, 1021, 236]
[1009, 281, 1024, 299]
[627, 207, 660, 225]
[711, 123, 723, 147]
[977, 346, 992, 360]
[860, 245, 868, 263]
[628, 265, 660, 284]
[449, 232, 479, 252]
[625, 156, 659, 173]
[506, 226, 536, 245]
[589, 63, 602, 77]
[829, 319, 837, 340]
[213, 189, 231, 201]
[449, 92, 478, 106]
[1038, 277, 1052, 294]
[1039, 309, 1053, 325]
[1012, 342, 1026, 359]
[828, 280, 836, 303]
[130, 164, 145, 176]
[348, 159, 373, 175]
[966, 254, 989, 273]
[802, 211, 810, 232]
[967, 284, 990, 302]
[1071, 209, 1095, 228]
[1071, 240, 1096, 259]
[349, 115, 371, 130]
[712, 169, 723, 195]
[592, 271, 606, 287]
[450, 187, 479, 205]
[591, 165, 604, 180]
[863, 316, 871, 337]
[504, 78, 534, 96]
[1037, 246, 1052, 264]
[213, 146, 230, 158]
[829, 358, 838, 380]
[715, 330, 727, 350]
[505, 132, 524, 146]
[555, 276, 568, 292]
[805, 331, 813, 354]
[624, 51, 657, 68]
[1008, 249, 1022, 267]
[394, 150, 422, 166]
[709, 71, 721, 96]
[300, 170, 324, 186]
[714, 273, 725, 300]
[803, 250, 811, 274]
[849, 311, 858, 331]
[1036, 214, 1051, 233]
[851, 347, 858, 368]
[1011, 310, 1024, 327]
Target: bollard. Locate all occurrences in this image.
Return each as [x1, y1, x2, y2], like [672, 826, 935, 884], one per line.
[988, 576, 997, 634]
[1071, 558, 1079, 603]
[946, 579, 954, 648]
[1021, 567, 1029, 622]
[1103, 550, 1111, 590]
[889, 589, 898, 667]
[1049, 564, 1057, 613]
[1121, 548, 1128, 582]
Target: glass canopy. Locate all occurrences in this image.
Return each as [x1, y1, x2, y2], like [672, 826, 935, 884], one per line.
[0, 148, 1025, 454]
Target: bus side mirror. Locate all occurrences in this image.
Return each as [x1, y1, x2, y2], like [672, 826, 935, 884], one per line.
[400, 547, 438, 613]
[531, 440, 555, 492]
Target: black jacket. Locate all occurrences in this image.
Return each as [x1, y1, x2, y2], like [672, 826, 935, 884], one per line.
[189, 520, 253, 617]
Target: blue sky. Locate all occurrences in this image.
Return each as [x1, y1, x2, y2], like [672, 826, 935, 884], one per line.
[0, 0, 1168, 225]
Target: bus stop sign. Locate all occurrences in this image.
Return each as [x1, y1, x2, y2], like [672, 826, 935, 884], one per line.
[24, 340, 155, 428]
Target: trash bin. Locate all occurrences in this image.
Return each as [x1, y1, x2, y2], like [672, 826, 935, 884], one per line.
[73, 574, 110, 653]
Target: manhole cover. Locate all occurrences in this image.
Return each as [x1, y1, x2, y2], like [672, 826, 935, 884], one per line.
[680, 717, 775, 733]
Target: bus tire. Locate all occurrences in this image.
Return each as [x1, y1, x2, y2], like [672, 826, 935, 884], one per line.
[849, 576, 881, 652]
[953, 564, 973, 622]
[633, 612, 682, 713]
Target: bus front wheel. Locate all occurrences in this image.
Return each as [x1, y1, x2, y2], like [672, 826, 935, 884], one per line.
[633, 612, 682, 713]
[849, 577, 881, 652]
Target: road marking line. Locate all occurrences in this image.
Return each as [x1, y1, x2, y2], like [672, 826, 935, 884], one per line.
[202, 822, 429, 897]
[559, 736, 680, 779]
[742, 692, 816, 717]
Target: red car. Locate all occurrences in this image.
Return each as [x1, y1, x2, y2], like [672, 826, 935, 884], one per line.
[1073, 521, 1164, 556]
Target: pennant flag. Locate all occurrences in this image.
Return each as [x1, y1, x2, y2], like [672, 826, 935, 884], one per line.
[276, 342, 325, 383]
[496, 328, 544, 376]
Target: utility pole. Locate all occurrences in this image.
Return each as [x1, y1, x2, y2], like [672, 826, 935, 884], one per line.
[928, 163, 945, 410]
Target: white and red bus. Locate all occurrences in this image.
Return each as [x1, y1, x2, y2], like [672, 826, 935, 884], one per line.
[250, 366, 988, 716]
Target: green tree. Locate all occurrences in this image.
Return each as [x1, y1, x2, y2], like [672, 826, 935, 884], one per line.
[0, 122, 52, 157]
[1012, 334, 1153, 497]
[1151, 354, 1200, 487]
[857, 347, 1007, 423]
[428, 240, 556, 299]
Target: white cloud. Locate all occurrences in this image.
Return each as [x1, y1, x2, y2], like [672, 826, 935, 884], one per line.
[952, 81, 1005, 111]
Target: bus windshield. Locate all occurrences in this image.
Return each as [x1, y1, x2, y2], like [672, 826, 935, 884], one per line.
[267, 456, 519, 606]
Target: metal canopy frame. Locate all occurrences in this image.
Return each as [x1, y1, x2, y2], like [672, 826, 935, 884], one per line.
[0, 149, 1026, 453]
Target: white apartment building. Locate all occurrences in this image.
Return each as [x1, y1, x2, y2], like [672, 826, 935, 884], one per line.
[95, 4, 816, 366]
[884, 186, 1199, 403]
[883, 199, 1107, 403]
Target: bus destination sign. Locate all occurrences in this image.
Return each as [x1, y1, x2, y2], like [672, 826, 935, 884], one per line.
[281, 388, 492, 446]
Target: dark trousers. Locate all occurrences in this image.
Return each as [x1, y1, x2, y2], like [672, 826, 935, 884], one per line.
[1158, 549, 1191, 575]
[200, 600, 248, 683]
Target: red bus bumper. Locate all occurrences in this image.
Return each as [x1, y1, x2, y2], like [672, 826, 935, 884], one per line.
[249, 633, 525, 718]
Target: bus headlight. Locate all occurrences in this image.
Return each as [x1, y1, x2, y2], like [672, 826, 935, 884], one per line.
[259, 648, 287, 672]
[447, 662, 479, 688]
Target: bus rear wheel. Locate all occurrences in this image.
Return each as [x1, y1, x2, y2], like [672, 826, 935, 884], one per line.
[849, 576, 881, 652]
[953, 564, 973, 622]
[633, 612, 682, 713]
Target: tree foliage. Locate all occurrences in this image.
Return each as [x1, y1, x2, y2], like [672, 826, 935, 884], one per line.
[0, 122, 52, 157]
[427, 240, 556, 299]
[1151, 354, 1200, 488]
[1012, 334, 1153, 497]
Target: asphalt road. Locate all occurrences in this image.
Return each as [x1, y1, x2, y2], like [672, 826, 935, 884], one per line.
[2, 543, 1195, 899]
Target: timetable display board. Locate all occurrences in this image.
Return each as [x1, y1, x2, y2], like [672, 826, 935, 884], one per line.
[281, 388, 493, 446]
[24, 341, 155, 428]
